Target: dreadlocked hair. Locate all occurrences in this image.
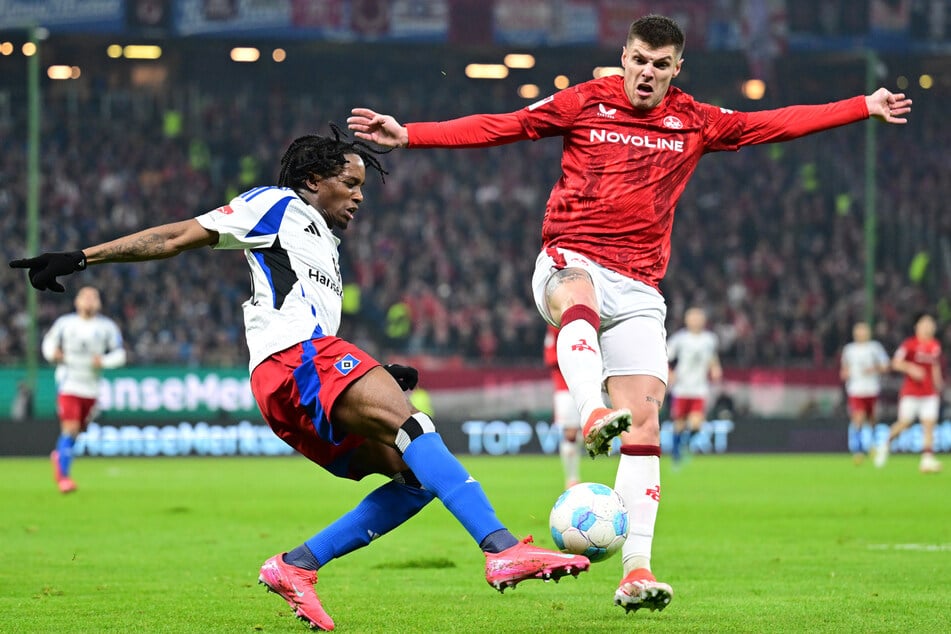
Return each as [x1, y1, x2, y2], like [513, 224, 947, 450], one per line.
[278, 122, 389, 189]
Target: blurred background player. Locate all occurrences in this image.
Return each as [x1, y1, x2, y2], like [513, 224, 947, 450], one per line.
[874, 313, 943, 473]
[41, 286, 126, 493]
[350, 12, 912, 615]
[839, 322, 890, 464]
[666, 307, 721, 464]
[545, 325, 582, 488]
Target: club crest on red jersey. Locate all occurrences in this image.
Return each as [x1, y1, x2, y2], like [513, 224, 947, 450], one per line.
[214, 205, 234, 215]
[663, 115, 683, 129]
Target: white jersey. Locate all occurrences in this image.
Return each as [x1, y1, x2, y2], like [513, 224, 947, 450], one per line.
[195, 186, 344, 372]
[841, 340, 889, 397]
[42, 313, 126, 398]
[667, 329, 718, 398]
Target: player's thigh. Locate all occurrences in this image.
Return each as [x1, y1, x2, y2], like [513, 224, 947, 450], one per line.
[919, 395, 940, 422]
[897, 396, 922, 424]
[600, 313, 669, 387]
[333, 366, 413, 444]
[531, 249, 601, 325]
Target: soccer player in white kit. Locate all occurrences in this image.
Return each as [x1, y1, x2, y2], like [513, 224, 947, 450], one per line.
[41, 286, 126, 493]
[12, 129, 589, 631]
[666, 308, 721, 464]
[839, 322, 890, 464]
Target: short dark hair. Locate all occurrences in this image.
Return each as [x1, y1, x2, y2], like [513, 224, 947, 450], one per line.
[627, 14, 685, 55]
[278, 123, 388, 190]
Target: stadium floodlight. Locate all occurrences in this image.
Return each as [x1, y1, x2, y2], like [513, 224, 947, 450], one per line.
[919, 74, 933, 89]
[22, 42, 37, 56]
[123, 45, 162, 60]
[106, 44, 122, 58]
[47, 65, 72, 80]
[504, 53, 535, 69]
[742, 78, 766, 100]
[231, 47, 260, 63]
[465, 63, 508, 79]
[0, 41, 13, 56]
[272, 48, 286, 62]
[592, 66, 622, 78]
[518, 84, 540, 99]
[554, 74, 570, 89]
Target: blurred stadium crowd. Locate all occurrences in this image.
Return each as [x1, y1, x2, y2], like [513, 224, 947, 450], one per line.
[1, 47, 948, 369]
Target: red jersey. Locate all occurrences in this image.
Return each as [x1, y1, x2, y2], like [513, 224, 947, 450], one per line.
[406, 77, 868, 290]
[894, 336, 942, 397]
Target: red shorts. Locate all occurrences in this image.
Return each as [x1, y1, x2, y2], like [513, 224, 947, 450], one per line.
[251, 336, 380, 480]
[671, 396, 706, 420]
[847, 395, 878, 420]
[57, 394, 98, 429]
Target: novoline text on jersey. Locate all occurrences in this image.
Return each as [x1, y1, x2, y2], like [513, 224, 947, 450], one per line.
[588, 129, 685, 153]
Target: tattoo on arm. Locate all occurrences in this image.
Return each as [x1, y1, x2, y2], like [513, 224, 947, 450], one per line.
[645, 395, 664, 410]
[97, 233, 170, 262]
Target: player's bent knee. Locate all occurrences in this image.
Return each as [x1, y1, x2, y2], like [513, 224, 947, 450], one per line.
[395, 412, 436, 454]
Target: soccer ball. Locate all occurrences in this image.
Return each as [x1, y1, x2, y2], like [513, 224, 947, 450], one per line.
[549, 482, 629, 563]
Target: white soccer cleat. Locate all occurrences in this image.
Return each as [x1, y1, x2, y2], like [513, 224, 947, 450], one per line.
[919, 454, 942, 474]
[872, 442, 889, 468]
[614, 568, 673, 613]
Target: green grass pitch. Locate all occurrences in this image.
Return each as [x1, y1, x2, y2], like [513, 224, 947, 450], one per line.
[1, 453, 948, 633]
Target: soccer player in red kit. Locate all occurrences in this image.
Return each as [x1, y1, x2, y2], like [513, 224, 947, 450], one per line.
[349, 14, 912, 612]
[873, 313, 943, 473]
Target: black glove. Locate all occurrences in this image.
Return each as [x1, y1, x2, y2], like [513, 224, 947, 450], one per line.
[9, 250, 87, 293]
[384, 363, 419, 391]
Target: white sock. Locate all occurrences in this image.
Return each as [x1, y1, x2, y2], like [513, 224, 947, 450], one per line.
[559, 437, 581, 485]
[556, 318, 606, 422]
[615, 452, 661, 575]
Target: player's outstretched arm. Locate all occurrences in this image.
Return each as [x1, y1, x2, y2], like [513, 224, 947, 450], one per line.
[10, 219, 217, 292]
[348, 108, 409, 148]
[865, 87, 912, 124]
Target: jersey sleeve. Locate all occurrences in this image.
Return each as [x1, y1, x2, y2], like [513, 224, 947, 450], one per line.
[873, 342, 889, 365]
[666, 333, 680, 362]
[100, 319, 127, 369]
[735, 96, 868, 147]
[893, 340, 909, 363]
[406, 112, 530, 148]
[195, 187, 297, 250]
[515, 87, 585, 140]
[41, 317, 65, 363]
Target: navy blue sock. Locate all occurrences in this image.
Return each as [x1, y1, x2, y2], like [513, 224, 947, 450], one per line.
[399, 421, 507, 547]
[303, 480, 434, 568]
[56, 434, 76, 476]
[479, 528, 519, 553]
[283, 544, 320, 570]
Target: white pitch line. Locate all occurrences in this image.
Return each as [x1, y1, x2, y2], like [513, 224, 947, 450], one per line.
[867, 543, 951, 552]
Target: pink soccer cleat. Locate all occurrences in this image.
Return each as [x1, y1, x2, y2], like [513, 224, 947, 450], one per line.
[614, 568, 673, 613]
[259, 554, 335, 631]
[582, 408, 632, 457]
[484, 535, 590, 592]
[51, 451, 77, 493]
